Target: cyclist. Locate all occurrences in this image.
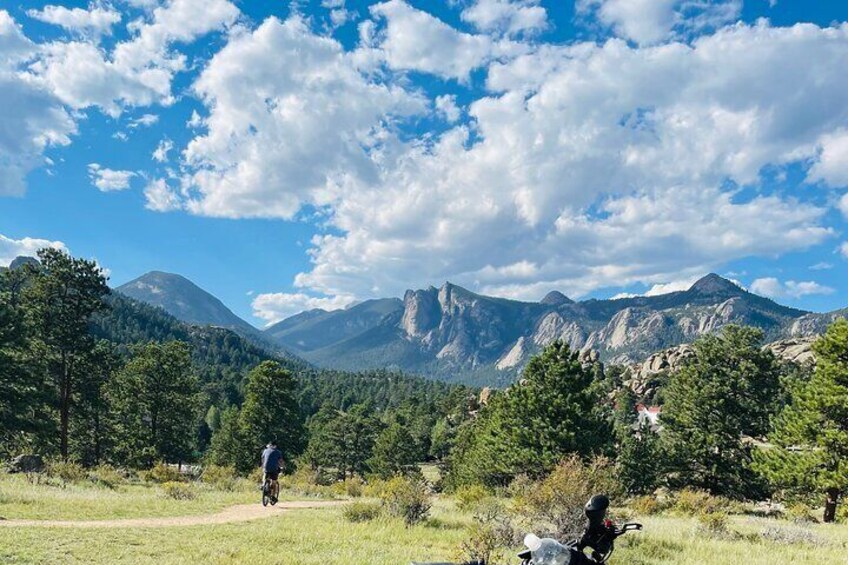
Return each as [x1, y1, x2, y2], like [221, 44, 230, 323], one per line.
[261, 441, 284, 503]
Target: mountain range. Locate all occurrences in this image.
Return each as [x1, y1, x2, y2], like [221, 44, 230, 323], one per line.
[112, 270, 847, 387]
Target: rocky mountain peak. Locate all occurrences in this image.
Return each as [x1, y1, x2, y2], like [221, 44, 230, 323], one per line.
[687, 273, 743, 296]
[540, 290, 573, 306]
[9, 256, 39, 270]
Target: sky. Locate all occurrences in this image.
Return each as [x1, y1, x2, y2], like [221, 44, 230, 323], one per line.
[1, 0, 848, 328]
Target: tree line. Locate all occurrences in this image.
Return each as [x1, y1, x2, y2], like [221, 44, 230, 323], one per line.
[442, 323, 848, 522]
[0, 249, 472, 472]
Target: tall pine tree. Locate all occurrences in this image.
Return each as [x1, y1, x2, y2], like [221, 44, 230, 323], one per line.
[754, 319, 848, 522]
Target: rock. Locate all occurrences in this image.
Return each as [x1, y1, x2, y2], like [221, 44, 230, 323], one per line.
[479, 387, 492, 406]
[765, 337, 817, 366]
[8, 454, 44, 474]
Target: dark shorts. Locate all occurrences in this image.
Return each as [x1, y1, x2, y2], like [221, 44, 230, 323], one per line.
[264, 470, 280, 481]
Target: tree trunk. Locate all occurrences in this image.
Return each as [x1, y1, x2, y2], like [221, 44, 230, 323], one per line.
[824, 488, 839, 523]
[59, 354, 70, 460]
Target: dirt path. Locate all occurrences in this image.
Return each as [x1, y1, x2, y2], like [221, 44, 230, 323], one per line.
[0, 500, 342, 529]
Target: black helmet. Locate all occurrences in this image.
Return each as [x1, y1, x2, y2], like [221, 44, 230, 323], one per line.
[585, 494, 610, 526]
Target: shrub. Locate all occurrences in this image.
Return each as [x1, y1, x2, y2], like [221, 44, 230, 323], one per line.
[673, 489, 724, 516]
[345, 476, 364, 498]
[786, 502, 817, 524]
[46, 461, 87, 483]
[362, 477, 390, 498]
[380, 475, 432, 526]
[143, 462, 184, 484]
[201, 464, 238, 491]
[88, 465, 123, 488]
[161, 481, 196, 500]
[455, 484, 490, 512]
[514, 455, 622, 539]
[629, 495, 662, 516]
[342, 500, 383, 523]
[457, 498, 516, 565]
[696, 510, 729, 536]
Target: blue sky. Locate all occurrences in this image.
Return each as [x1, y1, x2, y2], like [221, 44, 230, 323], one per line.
[1, 0, 848, 327]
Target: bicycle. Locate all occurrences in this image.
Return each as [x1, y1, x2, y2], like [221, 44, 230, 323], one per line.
[261, 475, 279, 507]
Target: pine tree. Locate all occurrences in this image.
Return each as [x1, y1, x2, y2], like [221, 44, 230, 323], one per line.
[614, 387, 663, 494]
[369, 421, 420, 479]
[239, 361, 305, 468]
[110, 341, 201, 468]
[22, 248, 110, 459]
[661, 325, 781, 498]
[446, 341, 610, 488]
[754, 319, 848, 522]
[207, 406, 251, 472]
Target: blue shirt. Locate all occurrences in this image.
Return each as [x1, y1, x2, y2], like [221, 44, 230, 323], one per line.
[261, 447, 283, 472]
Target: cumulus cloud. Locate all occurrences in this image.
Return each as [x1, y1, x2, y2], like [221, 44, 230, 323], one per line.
[27, 4, 122, 38]
[168, 17, 848, 304]
[435, 94, 461, 122]
[25, 0, 239, 116]
[87, 163, 135, 191]
[181, 16, 426, 218]
[0, 11, 76, 196]
[750, 277, 834, 299]
[152, 138, 173, 162]
[460, 0, 548, 37]
[0, 233, 67, 265]
[841, 242, 848, 259]
[839, 193, 848, 218]
[251, 291, 356, 325]
[143, 178, 182, 211]
[808, 130, 848, 188]
[577, 0, 741, 45]
[368, 0, 520, 81]
[129, 113, 159, 128]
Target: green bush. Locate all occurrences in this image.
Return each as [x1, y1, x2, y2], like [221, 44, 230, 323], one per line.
[514, 455, 621, 539]
[696, 510, 729, 536]
[380, 475, 431, 526]
[143, 462, 184, 483]
[673, 489, 724, 516]
[345, 477, 364, 498]
[457, 498, 515, 565]
[362, 477, 390, 498]
[161, 481, 196, 500]
[629, 495, 663, 516]
[88, 465, 124, 488]
[454, 484, 490, 512]
[46, 461, 87, 483]
[201, 464, 239, 491]
[786, 502, 818, 524]
[342, 501, 383, 523]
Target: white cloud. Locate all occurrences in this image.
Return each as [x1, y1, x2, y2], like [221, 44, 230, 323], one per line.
[435, 94, 461, 122]
[841, 242, 848, 259]
[166, 18, 848, 304]
[251, 291, 356, 325]
[0, 11, 77, 196]
[577, 0, 741, 45]
[152, 138, 173, 162]
[0, 233, 67, 265]
[26, 0, 239, 116]
[460, 0, 548, 37]
[143, 178, 182, 211]
[750, 277, 834, 299]
[87, 163, 135, 191]
[27, 4, 121, 38]
[839, 193, 848, 218]
[368, 0, 517, 81]
[809, 262, 833, 271]
[808, 130, 848, 188]
[181, 16, 426, 218]
[129, 113, 159, 128]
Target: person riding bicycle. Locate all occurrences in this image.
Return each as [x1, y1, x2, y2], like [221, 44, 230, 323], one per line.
[261, 441, 284, 502]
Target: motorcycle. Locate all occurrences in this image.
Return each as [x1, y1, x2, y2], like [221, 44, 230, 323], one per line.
[413, 494, 642, 565]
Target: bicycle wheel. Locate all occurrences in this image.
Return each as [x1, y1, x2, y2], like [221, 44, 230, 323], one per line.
[262, 481, 270, 507]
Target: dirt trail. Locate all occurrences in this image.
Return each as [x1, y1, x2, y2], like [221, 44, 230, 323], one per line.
[0, 500, 342, 529]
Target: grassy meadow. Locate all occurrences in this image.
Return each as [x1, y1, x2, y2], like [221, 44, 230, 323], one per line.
[1, 471, 847, 564]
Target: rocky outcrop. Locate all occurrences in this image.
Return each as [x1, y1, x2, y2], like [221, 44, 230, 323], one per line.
[765, 337, 817, 366]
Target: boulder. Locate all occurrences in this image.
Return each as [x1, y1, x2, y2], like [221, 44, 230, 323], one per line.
[8, 454, 45, 474]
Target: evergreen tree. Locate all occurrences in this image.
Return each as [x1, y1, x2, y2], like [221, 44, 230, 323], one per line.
[69, 341, 120, 465]
[0, 280, 52, 454]
[446, 342, 609, 488]
[304, 403, 381, 479]
[754, 319, 848, 522]
[661, 325, 781, 498]
[239, 361, 305, 468]
[207, 406, 251, 472]
[110, 341, 201, 467]
[369, 421, 420, 479]
[21, 248, 110, 459]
